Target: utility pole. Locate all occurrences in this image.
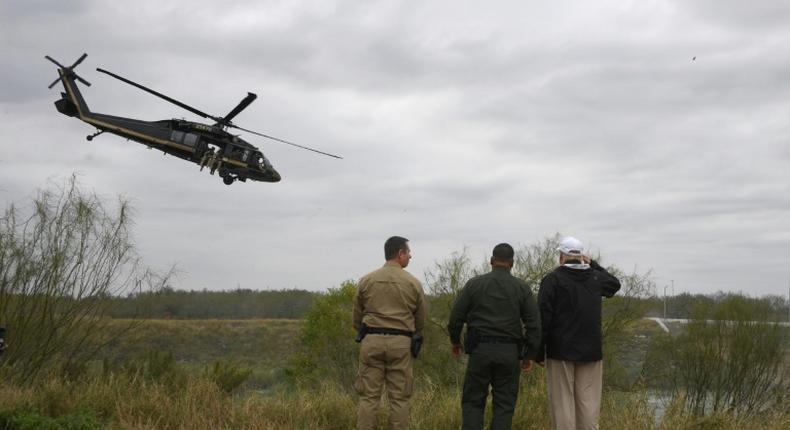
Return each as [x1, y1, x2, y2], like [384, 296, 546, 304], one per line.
[663, 284, 668, 320]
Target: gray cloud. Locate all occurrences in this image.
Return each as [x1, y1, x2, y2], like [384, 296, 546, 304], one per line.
[2, 0, 789, 296]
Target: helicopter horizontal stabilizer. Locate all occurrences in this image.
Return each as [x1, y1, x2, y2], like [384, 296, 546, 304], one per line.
[55, 96, 78, 117]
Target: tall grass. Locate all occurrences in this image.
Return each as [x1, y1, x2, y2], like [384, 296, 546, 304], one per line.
[1, 370, 788, 429]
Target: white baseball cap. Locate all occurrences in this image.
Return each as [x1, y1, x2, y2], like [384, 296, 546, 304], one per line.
[557, 236, 584, 255]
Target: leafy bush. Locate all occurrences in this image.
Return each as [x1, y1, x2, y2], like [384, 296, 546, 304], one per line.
[644, 294, 789, 415]
[115, 350, 186, 388]
[206, 360, 252, 393]
[286, 281, 358, 387]
[0, 410, 98, 430]
[0, 177, 168, 384]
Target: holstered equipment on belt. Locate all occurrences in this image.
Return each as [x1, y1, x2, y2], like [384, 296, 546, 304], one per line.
[517, 338, 527, 359]
[463, 327, 479, 354]
[410, 332, 423, 358]
[355, 324, 369, 343]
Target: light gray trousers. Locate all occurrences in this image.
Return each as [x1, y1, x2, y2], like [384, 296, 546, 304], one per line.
[546, 359, 603, 430]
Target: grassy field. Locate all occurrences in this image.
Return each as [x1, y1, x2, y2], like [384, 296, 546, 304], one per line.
[0, 318, 787, 429]
[96, 317, 665, 389]
[0, 366, 788, 429]
[91, 318, 303, 392]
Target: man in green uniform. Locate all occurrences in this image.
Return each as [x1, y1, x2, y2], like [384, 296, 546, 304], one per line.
[353, 236, 427, 430]
[448, 243, 541, 430]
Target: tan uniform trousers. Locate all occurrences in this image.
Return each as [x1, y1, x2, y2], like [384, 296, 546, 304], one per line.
[546, 359, 603, 430]
[354, 334, 413, 430]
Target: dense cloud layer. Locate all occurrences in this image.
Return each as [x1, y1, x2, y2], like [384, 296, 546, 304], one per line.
[1, 0, 789, 296]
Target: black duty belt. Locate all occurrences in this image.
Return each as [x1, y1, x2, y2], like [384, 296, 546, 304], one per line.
[478, 335, 519, 344]
[367, 327, 414, 338]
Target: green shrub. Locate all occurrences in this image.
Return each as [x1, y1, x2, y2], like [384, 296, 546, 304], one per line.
[0, 410, 98, 430]
[644, 294, 789, 416]
[286, 281, 358, 387]
[206, 360, 252, 393]
[118, 350, 186, 388]
[0, 177, 169, 385]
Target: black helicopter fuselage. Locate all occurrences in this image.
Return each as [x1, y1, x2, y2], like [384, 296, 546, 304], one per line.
[53, 66, 281, 184]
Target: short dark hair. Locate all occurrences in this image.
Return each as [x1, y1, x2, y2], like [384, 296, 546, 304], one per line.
[384, 236, 409, 260]
[492, 243, 514, 262]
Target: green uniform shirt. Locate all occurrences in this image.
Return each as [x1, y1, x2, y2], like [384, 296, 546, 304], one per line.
[447, 267, 541, 360]
[353, 262, 427, 333]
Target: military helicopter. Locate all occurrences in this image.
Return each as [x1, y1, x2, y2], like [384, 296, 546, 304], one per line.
[46, 53, 341, 185]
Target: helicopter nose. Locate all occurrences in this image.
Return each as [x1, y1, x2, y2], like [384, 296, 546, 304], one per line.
[268, 169, 281, 182]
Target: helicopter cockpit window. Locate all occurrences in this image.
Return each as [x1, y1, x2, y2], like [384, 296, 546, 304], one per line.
[183, 133, 198, 146]
[170, 130, 199, 147]
[257, 153, 272, 169]
[242, 150, 250, 162]
[171, 130, 185, 142]
[228, 146, 244, 160]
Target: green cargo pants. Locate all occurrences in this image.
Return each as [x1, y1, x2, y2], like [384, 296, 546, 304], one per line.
[461, 343, 521, 430]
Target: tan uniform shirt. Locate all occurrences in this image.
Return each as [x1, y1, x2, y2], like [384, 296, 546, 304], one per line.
[353, 262, 426, 333]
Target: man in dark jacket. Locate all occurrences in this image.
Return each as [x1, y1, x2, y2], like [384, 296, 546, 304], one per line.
[448, 243, 541, 430]
[536, 236, 621, 430]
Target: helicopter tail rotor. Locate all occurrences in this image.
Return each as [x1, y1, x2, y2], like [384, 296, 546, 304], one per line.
[46, 53, 92, 89]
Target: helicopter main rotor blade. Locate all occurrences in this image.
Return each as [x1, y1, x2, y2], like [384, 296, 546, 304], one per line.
[96, 68, 217, 121]
[232, 125, 343, 159]
[221, 92, 257, 125]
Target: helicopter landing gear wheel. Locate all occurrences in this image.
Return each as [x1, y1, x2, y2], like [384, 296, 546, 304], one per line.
[86, 130, 104, 141]
[222, 175, 235, 185]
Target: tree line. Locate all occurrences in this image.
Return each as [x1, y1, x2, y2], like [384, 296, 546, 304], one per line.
[105, 287, 315, 319]
[102, 282, 789, 322]
[644, 292, 789, 321]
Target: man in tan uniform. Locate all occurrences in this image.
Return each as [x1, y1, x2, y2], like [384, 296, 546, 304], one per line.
[353, 236, 427, 430]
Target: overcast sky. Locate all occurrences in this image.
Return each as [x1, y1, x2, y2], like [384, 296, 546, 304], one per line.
[2, 0, 789, 297]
